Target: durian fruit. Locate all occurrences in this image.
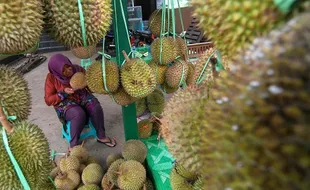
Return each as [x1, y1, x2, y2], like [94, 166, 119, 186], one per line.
[121, 51, 156, 98]
[146, 89, 165, 114]
[101, 174, 114, 190]
[37, 178, 57, 190]
[163, 12, 310, 189]
[71, 44, 97, 59]
[70, 72, 87, 90]
[82, 163, 104, 185]
[175, 163, 198, 182]
[86, 60, 120, 94]
[161, 82, 179, 94]
[106, 154, 122, 168]
[79, 164, 87, 175]
[136, 98, 147, 117]
[0, 0, 44, 54]
[0, 66, 31, 121]
[149, 9, 172, 37]
[0, 120, 52, 189]
[138, 119, 153, 139]
[59, 155, 81, 172]
[70, 143, 89, 163]
[171, 37, 188, 59]
[43, 0, 112, 49]
[54, 170, 81, 190]
[148, 59, 168, 85]
[50, 167, 61, 180]
[107, 159, 125, 186]
[111, 86, 137, 106]
[190, 0, 308, 58]
[186, 62, 195, 86]
[159, 85, 209, 172]
[193, 47, 216, 85]
[165, 59, 189, 88]
[122, 140, 147, 163]
[78, 184, 100, 190]
[151, 37, 177, 65]
[117, 160, 146, 190]
[141, 178, 154, 190]
[170, 167, 193, 190]
[85, 156, 99, 166]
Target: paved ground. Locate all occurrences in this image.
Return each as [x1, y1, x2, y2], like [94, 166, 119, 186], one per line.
[24, 50, 125, 170]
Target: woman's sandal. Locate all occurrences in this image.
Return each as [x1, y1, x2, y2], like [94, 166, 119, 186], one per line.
[97, 137, 117, 147]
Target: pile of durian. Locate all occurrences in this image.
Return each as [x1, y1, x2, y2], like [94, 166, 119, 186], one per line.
[50, 140, 155, 190]
[159, 1, 310, 189]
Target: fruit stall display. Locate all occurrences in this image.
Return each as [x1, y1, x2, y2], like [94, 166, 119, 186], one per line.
[1, 0, 310, 190]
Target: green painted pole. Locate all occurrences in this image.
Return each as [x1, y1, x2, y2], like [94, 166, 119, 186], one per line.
[112, 0, 139, 140]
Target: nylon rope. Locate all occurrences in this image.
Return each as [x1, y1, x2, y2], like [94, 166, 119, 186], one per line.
[159, 0, 167, 65]
[176, 0, 189, 61]
[273, 0, 297, 14]
[100, 38, 111, 93]
[77, 0, 92, 68]
[0, 103, 30, 190]
[171, 0, 176, 39]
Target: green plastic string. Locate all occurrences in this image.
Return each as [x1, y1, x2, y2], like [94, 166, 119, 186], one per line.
[176, 0, 189, 60]
[77, 0, 92, 67]
[273, 0, 296, 14]
[119, 0, 132, 48]
[48, 176, 57, 188]
[167, 0, 170, 35]
[215, 51, 225, 72]
[170, 0, 176, 39]
[196, 50, 217, 84]
[177, 59, 186, 87]
[159, 0, 167, 65]
[0, 42, 39, 57]
[1, 105, 30, 190]
[100, 38, 111, 93]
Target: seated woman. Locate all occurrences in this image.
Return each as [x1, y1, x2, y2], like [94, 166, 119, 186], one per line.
[44, 54, 117, 150]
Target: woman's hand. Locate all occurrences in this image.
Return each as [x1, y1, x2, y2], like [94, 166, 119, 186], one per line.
[64, 88, 75, 94]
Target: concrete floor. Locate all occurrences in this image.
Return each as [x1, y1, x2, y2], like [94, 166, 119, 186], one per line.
[24, 50, 125, 170]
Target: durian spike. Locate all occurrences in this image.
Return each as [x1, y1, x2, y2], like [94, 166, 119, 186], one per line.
[0, 105, 14, 134]
[108, 184, 114, 190]
[112, 170, 122, 175]
[122, 50, 131, 62]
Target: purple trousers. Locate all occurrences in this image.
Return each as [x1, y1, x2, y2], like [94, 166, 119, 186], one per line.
[65, 100, 106, 147]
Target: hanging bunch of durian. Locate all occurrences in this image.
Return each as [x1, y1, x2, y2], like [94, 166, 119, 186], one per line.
[0, 67, 54, 189]
[42, 0, 113, 59]
[0, 0, 44, 54]
[160, 10, 310, 190]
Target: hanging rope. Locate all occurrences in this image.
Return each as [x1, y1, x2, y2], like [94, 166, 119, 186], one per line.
[159, 0, 167, 65]
[0, 103, 30, 190]
[77, 0, 92, 68]
[195, 50, 225, 85]
[273, 0, 297, 14]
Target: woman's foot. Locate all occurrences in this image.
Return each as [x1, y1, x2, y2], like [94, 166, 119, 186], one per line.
[97, 137, 117, 147]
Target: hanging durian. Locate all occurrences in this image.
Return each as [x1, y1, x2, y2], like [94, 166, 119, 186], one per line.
[121, 51, 156, 98]
[43, 0, 112, 53]
[86, 60, 120, 94]
[110, 86, 137, 106]
[149, 9, 172, 37]
[0, 0, 44, 54]
[0, 110, 52, 189]
[148, 59, 168, 85]
[161, 12, 310, 189]
[0, 66, 31, 121]
[165, 59, 189, 88]
[151, 37, 177, 65]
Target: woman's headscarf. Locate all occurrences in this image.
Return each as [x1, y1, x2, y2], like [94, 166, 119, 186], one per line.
[48, 54, 82, 85]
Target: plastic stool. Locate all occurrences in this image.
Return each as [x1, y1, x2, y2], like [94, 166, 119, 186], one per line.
[62, 118, 97, 144]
